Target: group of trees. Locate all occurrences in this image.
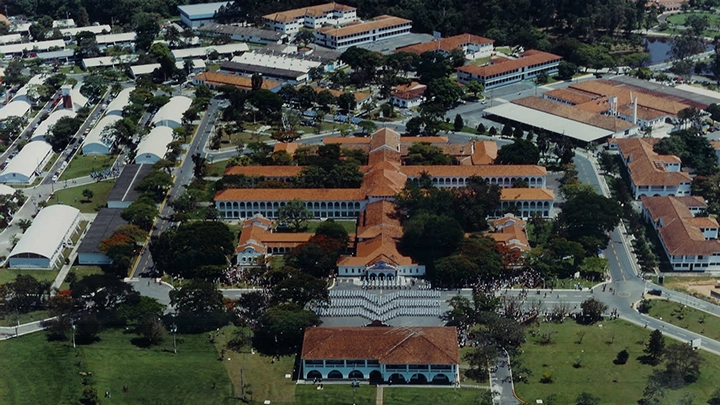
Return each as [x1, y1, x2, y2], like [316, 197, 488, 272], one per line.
[654, 128, 719, 176]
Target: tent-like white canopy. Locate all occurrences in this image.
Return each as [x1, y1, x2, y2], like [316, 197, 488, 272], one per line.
[135, 126, 174, 164]
[0, 184, 16, 195]
[105, 87, 134, 116]
[82, 115, 122, 155]
[151, 96, 192, 128]
[0, 100, 31, 121]
[0, 141, 52, 184]
[31, 109, 76, 141]
[8, 205, 80, 268]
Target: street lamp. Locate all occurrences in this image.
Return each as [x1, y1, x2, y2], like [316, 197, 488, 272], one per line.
[71, 319, 76, 348]
[171, 316, 178, 354]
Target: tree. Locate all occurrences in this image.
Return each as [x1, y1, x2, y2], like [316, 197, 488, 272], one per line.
[576, 392, 600, 405]
[644, 329, 665, 365]
[151, 221, 235, 279]
[135, 316, 165, 346]
[170, 278, 225, 314]
[17, 218, 32, 232]
[0, 274, 48, 315]
[558, 61, 578, 80]
[3, 60, 27, 87]
[135, 170, 173, 202]
[48, 116, 83, 151]
[28, 16, 52, 41]
[251, 73, 263, 91]
[81, 188, 94, 202]
[664, 342, 703, 383]
[121, 198, 158, 231]
[358, 120, 377, 134]
[424, 77, 463, 110]
[708, 388, 720, 405]
[135, 13, 161, 52]
[272, 271, 328, 307]
[81, 386, 99, 405]
[337, 92, 357, 112]
[80, 74, 108, 101]
[502, 124, 514, 137]
[405, 142, 457, 165]
[400, 213, 464, 265]
[453, 114, 464, 132]
[294, 28, 316, 47]
[579, 298, 607, 324]
[74, 31, 100, 59]
[247, 89, 283, 118]
[496, 139, 540, 165]
[466, 81, 484, 98]
[278, 199, 311, 231]
[559, 189, 622, 252]
[614, 349, 629, 365]
[254, 304, 321, 355]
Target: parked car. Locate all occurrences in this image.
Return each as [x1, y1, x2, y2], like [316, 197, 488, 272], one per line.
[647, 289, 662, 296]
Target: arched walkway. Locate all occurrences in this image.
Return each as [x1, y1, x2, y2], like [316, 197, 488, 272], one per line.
[369, 370, 383, 384]
[349, 370, 364, 379]
[327, 370, 343, 379]
[410, 374, 427, 384]
[389, 373, 406, 384]
[432, 374, 450, 385]
[307, 370, 322, 380]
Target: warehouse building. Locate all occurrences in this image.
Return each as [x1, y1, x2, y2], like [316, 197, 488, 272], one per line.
[178, 2, 231, 28]
[8, 205, 81, 269]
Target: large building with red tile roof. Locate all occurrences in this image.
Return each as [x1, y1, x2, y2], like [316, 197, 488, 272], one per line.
[456, 49, 562, 89]
[216, 128, 555, 278]
[641, 196, 720, 271]
[235, 214, 314, 265]
[395, 34, 494, 60]
[389, 81, 426, 109]
[301, 326, 459, 383]
[315, 15, 412, 49]
[611, 138, 692, 199]
[263, 2, 357, 34]
[192, 71, 283, 92]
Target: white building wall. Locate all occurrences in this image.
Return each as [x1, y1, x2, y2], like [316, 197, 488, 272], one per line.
[217, 199, 367, 220]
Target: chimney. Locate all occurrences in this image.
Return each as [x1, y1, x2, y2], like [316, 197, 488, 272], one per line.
[61, 84, 72, 109]
[633, 97, 638, 125]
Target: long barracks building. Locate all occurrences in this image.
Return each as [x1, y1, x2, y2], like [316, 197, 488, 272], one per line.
[215, 128, 554, 220]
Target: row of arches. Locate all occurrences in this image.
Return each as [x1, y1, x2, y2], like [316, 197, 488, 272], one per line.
[410, 176, 544, 188]
[221, 210, 360, 219]
[217, 201, 363, 210]
[305, 370, 451, 384]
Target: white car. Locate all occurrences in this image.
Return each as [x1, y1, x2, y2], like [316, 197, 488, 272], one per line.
[51, 174, 58, 182]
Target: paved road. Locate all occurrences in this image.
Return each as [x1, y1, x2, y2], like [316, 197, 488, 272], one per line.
[130, 98, 221, 278]
[490, 350, 518, 405]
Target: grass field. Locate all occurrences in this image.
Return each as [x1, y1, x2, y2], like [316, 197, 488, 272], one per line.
[305, 220, 356, 234]
[212, 326, 297, 403]
[59, 266, 104, 290]
[0, 269, 58, 285]
[666, 12, 720, 28]
[647, 299, 720, 340]
[0, 310, 49, 326]
[513, 320, 720, 404]
[59, 154, 116, 181]
[48, 180, 115, 213]
[206, 160, 230, 177]
[0, 328, 234, 405]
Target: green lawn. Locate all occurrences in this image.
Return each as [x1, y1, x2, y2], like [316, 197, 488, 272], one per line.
[0, 310, 50, 326]
[48, 180, 116, 213]
[383, 387, 489, 404]
[41, 153, 58, 173]
[212, 326, 297, 403]
[59, 266, 104, 290]
[0, 269, 58, 286]
[294, 385, 375, 405]
[513, 320, 720, 404]
[0, 328, 234, 405]
[206, 160, 231, 177]
[59, 154, 116, 181]
[666, 12, 720, 28]
[305, 220, 356, 234]
[647, 299, 720, 340]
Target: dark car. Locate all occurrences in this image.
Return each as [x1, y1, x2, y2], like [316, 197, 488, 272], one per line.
[647, 289, 662, 296]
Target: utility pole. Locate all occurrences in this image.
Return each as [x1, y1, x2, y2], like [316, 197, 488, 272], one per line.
[240, 368, 245, 401]
[72, 320, 76, 348]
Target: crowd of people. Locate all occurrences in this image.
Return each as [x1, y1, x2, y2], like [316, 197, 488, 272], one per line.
[472, 269, 545, 295]
[91, 167, 119, 181]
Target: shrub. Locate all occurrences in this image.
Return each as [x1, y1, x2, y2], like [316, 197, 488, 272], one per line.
[614, 349, 629, 365]
[540, 371, 553, 383]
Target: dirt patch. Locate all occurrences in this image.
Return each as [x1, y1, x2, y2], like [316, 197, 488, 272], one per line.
[687, 283, 720, 303]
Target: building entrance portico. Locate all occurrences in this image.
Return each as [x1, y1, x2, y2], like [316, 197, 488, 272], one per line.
[366, 261, 397, 281]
